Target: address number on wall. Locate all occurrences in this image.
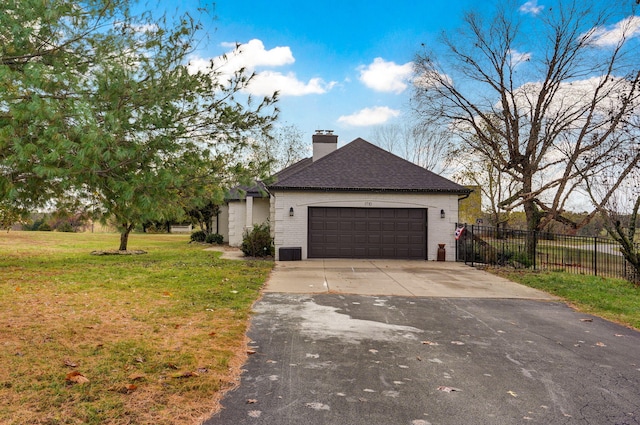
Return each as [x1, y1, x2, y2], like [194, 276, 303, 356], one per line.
[364, 201, 373, 206]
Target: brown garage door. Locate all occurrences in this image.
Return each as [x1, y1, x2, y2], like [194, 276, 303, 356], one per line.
[308, 207, 427, 259]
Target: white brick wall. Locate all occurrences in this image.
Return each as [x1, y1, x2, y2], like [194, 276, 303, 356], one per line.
[270, 191, 460, 261]
[227, 197, 271, 247]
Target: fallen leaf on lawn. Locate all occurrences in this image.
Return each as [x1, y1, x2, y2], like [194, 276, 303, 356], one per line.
[580, 318, 593, 322]
[161, 291, 172, 297]
[196, 368, 209, 374]
[135, 357, 145, 363]
[15, 286, 20, 291]
[595, 342, 606, 347]
[247, 399, 258, 404]
[209, 332, 217, 337]
[172, 371, 199, 379]
[124, 384, 137, 393]
[166, 363, 179, 369]
[64, 359, 78, 368]
[437, 386, 461, 393]
[128, 373, 145, 381]
[66, 371, 90, 384]
[508, 390, 518, 397]
[422, 340, 439, 346]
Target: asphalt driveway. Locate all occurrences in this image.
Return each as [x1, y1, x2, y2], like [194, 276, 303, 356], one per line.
[204, 261, 640, 425]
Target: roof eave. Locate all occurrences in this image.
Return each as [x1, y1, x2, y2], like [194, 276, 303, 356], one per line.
[267, 186, 472, 194]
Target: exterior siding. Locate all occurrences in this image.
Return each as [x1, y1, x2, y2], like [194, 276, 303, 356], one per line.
[217, 205, 230, 242]
[271, 191, 459, 261]
[227, 197, 271, 247]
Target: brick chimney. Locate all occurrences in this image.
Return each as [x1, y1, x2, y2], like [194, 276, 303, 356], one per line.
[312, 130, 338, 161]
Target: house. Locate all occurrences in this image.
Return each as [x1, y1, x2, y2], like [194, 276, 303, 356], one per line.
[218, 131, 471, 261]
[220, 183, 270, 247]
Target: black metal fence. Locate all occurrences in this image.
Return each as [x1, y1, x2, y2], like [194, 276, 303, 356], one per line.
[455, 224, 639, 283]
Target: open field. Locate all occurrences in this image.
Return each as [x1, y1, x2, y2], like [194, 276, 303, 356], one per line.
[0, 231, 272, 425]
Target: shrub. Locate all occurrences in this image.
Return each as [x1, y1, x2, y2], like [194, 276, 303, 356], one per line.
[56, 222, 75, 232]
[205, 233, 224, 244]
[190, 230, 206, 242]
[241, 223, 273, 257]
[38, 223, 52, 231]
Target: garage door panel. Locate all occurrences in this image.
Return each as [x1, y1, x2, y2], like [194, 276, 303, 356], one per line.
[382, 222, 395, 231]
[354, 234, 367, 244]
[339, 222, 353, 231]
[368, 222, 381, 231]
[308, 207, 427, 259]
[354, 221, 367, 231]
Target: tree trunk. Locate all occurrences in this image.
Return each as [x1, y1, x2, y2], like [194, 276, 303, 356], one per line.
[523, 199, 541, 265]
[205, 216, 213, 235]
[119, 223, 134, 251]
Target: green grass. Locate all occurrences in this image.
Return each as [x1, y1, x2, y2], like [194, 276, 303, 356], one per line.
[492, 268, 640, 330]
[0, 231, 273, 425]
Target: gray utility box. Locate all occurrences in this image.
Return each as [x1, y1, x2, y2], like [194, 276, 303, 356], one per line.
[279, 247, 302, 261]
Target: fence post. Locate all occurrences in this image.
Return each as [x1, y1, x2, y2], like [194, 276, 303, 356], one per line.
[533, 231, 537, 271]
[593, 237, 598, 277]
[470, 225, 475, 267]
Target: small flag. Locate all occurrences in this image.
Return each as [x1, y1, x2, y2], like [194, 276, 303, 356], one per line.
[455, 226, 465, 240]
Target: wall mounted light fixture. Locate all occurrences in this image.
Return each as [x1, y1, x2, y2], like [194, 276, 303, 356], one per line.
[289, 207, 294, 217]
[440, 209, 445, 219]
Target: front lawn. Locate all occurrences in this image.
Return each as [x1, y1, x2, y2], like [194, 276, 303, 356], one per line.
[491, 268, 640, 330]
[0, 231, 272, 425]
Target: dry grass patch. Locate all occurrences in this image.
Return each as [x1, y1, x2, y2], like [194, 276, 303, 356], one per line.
[0, 231, 272, 425]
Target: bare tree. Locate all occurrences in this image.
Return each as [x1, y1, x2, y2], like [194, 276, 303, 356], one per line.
[412, 0, 640, 257]
[250, 123, 307, 175]
[453, 153, 516, 226]
[586, 145, 640, 281]
[370, 122, 452, 174]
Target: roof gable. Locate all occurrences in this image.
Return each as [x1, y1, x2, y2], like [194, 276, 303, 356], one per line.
[269, 138, 469, 193]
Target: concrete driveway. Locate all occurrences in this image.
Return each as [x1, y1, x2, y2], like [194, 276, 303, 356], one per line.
[265, 259, 556, 299]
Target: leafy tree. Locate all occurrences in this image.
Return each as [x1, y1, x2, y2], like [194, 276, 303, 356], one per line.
[412, 0, 640, 258]
[1, 0, 109, 211]
[1, 0, 278, 250]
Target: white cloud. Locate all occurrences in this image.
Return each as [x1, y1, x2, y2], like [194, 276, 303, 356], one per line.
[509, 49, 531, 66]
[413, 70, 453, 89]
[358, 58, 413, 94]
[245, 71, 336, 96]
[188, 39, 336, 97]
[519, 0, 544, 16]
[338, 106, 401, 127]
[218, 39, 294, 73]
[590, 16, 640, 47]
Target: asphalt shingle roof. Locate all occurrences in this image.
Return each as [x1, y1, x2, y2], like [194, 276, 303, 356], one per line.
[269, 138, 470, 193]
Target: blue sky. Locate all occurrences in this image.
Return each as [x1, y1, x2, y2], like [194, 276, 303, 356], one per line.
[180, 0, 480, 144]
[169, 0, 638, 147]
